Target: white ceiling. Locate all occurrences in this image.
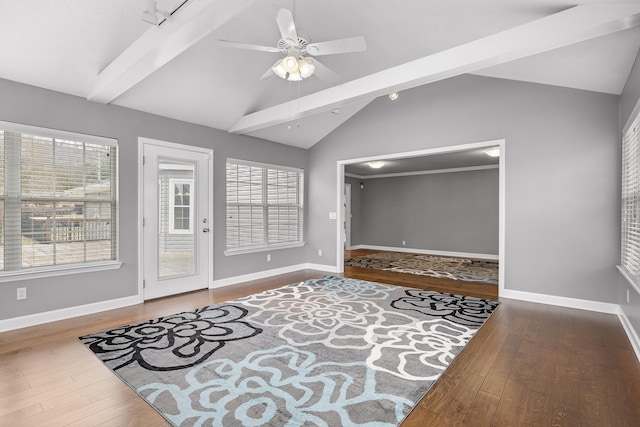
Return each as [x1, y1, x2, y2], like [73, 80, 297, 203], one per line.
[1, 0, 639, 149]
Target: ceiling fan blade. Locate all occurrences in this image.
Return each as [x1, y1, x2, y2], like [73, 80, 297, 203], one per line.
[311, 58, 339, 84]
[306, 36, 366, 56]
[276, 8, 298, 46]
[259, 60, 280, 80]
[218, 39, 280, 53]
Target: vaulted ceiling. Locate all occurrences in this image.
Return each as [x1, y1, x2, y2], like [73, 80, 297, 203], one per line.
[1, 0, 639, 149]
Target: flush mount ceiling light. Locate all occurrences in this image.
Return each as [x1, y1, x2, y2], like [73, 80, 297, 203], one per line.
[142, 0, 170, 26]
[219, 9, 366, 83]
[484, 147, 500, 157]
[367, 161, 385, 169]
[388, 92, 399, 101]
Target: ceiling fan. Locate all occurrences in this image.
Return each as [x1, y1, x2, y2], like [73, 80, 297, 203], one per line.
[218, 8, 366, 83]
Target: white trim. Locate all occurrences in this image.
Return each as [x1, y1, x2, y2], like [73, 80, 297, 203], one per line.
[500, 289, 619, 314]
[622, 95, 640, 136]
[336, 139, 505, 276]
[0, 295, 140, 333]
[0, 261, 122, 283]
[305, 263, 341, 273]
[227, 157, 304, 174]
[498, 140, 506, 294]
[138, 137, 214, 300]
[0, 120, 117, 146]
[617, 265, 640, 296]
[224, 241, 305, 256]
[348, 245, 498, 261]
[345, 164, 498, 180]
[168, 178, 194, 235]
[211, 263, 339, 289]
[618, 307, 640, 363]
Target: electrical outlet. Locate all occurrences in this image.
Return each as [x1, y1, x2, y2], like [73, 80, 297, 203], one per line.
[318, 249, 323, 257]
[402, 240, 406, 246]
[17, 287, 26, 300]
[627, 289, 630, 304]
[267, 254, 271, 262]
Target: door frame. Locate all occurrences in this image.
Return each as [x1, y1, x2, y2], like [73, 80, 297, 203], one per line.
[344, 183, 352, 249]
[335, 138, 505, 294]
[137, 137, 214, 300]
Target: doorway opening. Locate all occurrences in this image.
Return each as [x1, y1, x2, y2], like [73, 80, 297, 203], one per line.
[336, 139, 505, 295]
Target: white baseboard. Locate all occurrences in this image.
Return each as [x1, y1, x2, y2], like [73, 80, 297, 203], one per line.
[0, 295, 141, 333]
[305, 263, 341, 273]
[500, 288, 619, 314]
[211, 263, 340, 289]
[618, 307, 640, 363]
[349, 244, 498, 260]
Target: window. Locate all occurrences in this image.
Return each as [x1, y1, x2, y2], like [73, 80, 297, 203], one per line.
[623, 112, 640, 282]
[0, 121, 118, 277]
[226, 159, 303, 253]
[169, 179, 193, 234]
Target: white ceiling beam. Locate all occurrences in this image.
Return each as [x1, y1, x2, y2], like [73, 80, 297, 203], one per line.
[230, 4, 640, 135]
[88, 0, 254, 104]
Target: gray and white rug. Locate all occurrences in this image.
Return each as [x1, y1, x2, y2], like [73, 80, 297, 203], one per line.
[80, 275, 499, 426]
[345, 252, 499, 284]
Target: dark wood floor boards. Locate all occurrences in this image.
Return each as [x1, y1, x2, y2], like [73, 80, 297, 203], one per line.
[1, 254, 639, 426]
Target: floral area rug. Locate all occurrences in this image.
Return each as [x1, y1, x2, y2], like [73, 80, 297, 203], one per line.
[79, 276, 499, 426]
[345, 252, 499, 284]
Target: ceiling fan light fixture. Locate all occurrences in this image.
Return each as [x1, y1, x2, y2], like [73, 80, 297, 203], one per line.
[286, 71, 303, 82]
[282, 55, 299, 73]
[272, 59, 288, 79]
[298, 57, 315, 78]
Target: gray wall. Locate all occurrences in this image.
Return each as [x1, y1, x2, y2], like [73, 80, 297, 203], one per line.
[619, 49, 640, 337]
[0, 78, 308, 321]
[308, 74, 620, 303]
[621, 52, 640, 130]
[355, 169, 498, 255]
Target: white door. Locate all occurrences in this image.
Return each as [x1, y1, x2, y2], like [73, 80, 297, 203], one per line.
[140, 139, 212, 300]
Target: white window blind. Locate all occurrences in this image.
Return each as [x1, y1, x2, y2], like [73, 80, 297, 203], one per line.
[623, 112, 640, 282]
[226, 159, 303, 252]
[0, 123, 118, 273]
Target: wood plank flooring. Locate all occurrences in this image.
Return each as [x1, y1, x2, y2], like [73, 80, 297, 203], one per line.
[1, 252, 639, 426]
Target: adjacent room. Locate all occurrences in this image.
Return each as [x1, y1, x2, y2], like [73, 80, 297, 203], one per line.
[1, 1, 640, 425]
[343, 149, 500, 291]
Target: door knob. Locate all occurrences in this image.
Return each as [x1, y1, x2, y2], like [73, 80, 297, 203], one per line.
[203, 227, 210, 233]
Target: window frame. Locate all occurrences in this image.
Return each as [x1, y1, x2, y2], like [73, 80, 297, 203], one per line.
[0, 121, 121, 282]
[621, 110, 640, 292]
[225, 158, 304, 255]
[168, 178, 194, 235]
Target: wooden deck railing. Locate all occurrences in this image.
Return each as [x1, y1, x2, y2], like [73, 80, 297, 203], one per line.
[23, 216, 112, 243]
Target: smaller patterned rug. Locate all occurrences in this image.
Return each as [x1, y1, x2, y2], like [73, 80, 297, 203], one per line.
[80, 276, 499, 426]
[345, 252, 499, 284]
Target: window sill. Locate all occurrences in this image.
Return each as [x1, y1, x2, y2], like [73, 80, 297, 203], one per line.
[0, 261, 123, 283]
[225, 242, 305, 256]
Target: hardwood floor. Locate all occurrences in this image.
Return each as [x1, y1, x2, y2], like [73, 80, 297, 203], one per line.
[1, 257, 639, 426]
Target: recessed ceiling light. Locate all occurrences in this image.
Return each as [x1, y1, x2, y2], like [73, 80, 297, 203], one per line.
[388, 92, 399, 101]
[484, 147, 500, 157]
[368, 161, 385, 169]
